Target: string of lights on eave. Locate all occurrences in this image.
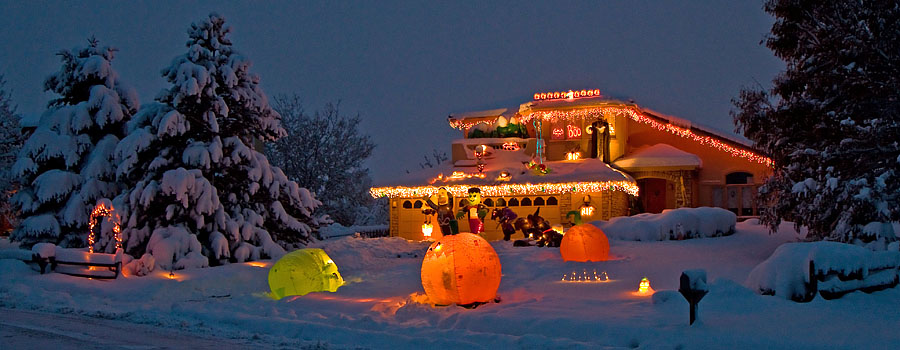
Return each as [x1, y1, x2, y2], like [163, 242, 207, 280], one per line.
[370, 180, 640, 199]
[449, 105, 774, 168]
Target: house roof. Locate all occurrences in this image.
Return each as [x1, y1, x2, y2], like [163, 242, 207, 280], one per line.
[613, 143, 702, 169]
[371, 148, 637, 198]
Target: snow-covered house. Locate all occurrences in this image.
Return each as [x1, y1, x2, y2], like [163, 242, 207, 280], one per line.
[371, 90, 773, 241]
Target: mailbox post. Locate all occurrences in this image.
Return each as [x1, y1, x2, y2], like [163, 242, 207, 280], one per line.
[679, 269, 709, 325]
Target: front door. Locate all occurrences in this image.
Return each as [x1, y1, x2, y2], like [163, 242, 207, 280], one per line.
[639, 178, 667, 214]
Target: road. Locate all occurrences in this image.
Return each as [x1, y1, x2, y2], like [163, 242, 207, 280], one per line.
[0, 308, 276, 350]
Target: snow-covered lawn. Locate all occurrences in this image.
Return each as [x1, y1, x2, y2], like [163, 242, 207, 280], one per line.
[2, 220, 899, 349]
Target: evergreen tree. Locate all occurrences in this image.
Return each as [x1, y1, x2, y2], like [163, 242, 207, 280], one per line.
[0, 74, 25, 232]
[733, 0, 900, 243]
[116, 13, 327, 269]
[267, 95, 377, 226]
[11, 39, 138, 249]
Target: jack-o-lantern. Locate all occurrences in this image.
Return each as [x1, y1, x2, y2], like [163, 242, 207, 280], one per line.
[421, 232, 502, 305]
[269, 248, 343, 300]
[559, 224, 610, 262]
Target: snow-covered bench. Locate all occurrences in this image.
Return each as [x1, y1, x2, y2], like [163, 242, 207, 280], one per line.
[31, 243, 124, 279]
[747, 242, 900, 302]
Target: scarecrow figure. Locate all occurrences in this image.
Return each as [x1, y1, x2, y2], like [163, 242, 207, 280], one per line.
[423, 187, 458, 235]
[457, 187, 488, 234]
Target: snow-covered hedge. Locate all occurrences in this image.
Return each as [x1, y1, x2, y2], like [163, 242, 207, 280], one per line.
[746, 241, 900, 301]
[593, 207, 736, 241]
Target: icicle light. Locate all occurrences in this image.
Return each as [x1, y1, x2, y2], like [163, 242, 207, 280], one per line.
[371, 180, 639, 199]
[448, 105, 772, 167]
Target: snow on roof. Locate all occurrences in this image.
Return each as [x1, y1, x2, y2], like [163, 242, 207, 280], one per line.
[448, 108, 509, 120]
[374, 147, 635, 190]
[520, 97, 633, 112]
[613, 143, 702, 169]
[640, 107, 754, 148]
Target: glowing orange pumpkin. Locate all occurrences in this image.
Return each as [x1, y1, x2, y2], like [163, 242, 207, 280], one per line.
[559, 224, 610, 262]
[421, 232, 502, 305]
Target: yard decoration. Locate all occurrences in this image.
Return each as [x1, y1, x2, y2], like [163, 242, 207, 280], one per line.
[457, 187, 488, 234]
[269, 248, 344, 300]
[634, 277, 654, 296]
[88, 199, 122, 254]
[559, 224, 610, 262]
[421, 232, 502, 306]
[423, 187, 458, 235]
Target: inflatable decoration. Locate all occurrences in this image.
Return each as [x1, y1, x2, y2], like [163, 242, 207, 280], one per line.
[421, 232, 502, 305]
[559, 224, 610, 262]
[269, 248, 343, 300]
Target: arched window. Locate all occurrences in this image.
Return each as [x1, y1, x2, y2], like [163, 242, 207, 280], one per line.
[402, 200, 412, 209]
[726, 172, 754, 184]
[497, 198, 507, 207]
[414, 200, 423, 209]
[508, 198, 519, 207]
[534, 197, 545, 206]
[521, 198, 532, 206]
[484, 198, 494, 207]
[547, 196, 558, 206]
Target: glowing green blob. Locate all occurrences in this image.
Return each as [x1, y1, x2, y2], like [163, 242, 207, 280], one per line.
[268, 248, 343, 300]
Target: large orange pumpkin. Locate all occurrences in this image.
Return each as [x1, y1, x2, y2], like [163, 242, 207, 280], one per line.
[421, 232, 502, 305]
[560, 224, 610, 262]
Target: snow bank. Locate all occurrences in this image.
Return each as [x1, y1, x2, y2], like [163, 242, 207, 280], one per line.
[593, 207, 736, 241]
[746, 241, 900, 300]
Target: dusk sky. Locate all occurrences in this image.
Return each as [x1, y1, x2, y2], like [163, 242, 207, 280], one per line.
[0, 1, 783, 183]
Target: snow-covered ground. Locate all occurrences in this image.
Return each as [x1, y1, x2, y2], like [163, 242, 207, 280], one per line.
[2, 220, 899, 349]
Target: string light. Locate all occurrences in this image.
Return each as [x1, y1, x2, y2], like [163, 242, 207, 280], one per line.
[371, 180, 639, 199]
[560, 269, 611, 283]
[88, 202, 122, 254]
[534, 89, 602, 101]
[501, 142, 520, 151]
[447, 104, 771, 167]
[430, 171, 486, 184]
[519, 106, 773, 167]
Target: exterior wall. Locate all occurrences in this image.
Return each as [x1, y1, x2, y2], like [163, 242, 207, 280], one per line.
[623, 118, 771, 215]
[630, 170, 697, 208]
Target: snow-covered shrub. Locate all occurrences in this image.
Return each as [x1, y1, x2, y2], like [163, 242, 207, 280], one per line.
[11, 38, 138, 249]
[594, 207, 736, 241]
[114, 14, 326, 268]
[124, 253, 155, 276]
[147, 226, 207, 270]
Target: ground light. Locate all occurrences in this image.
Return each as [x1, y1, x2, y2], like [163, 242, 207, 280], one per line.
[632, 277, 654, 296]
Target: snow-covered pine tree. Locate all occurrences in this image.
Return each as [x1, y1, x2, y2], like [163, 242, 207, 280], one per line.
[0, 74, 25, 232]
[267, 95, 377, 226]
[732, 1, 900, 244]
[11, 39, 139, 249]
[115, 13, 327, 269]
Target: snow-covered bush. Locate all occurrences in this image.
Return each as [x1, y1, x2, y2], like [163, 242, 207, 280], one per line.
[114, 14, 327, 269]
[124, 253, 156, 276]
[11, 39, 138, 249]
[594, 207, 736, 241]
